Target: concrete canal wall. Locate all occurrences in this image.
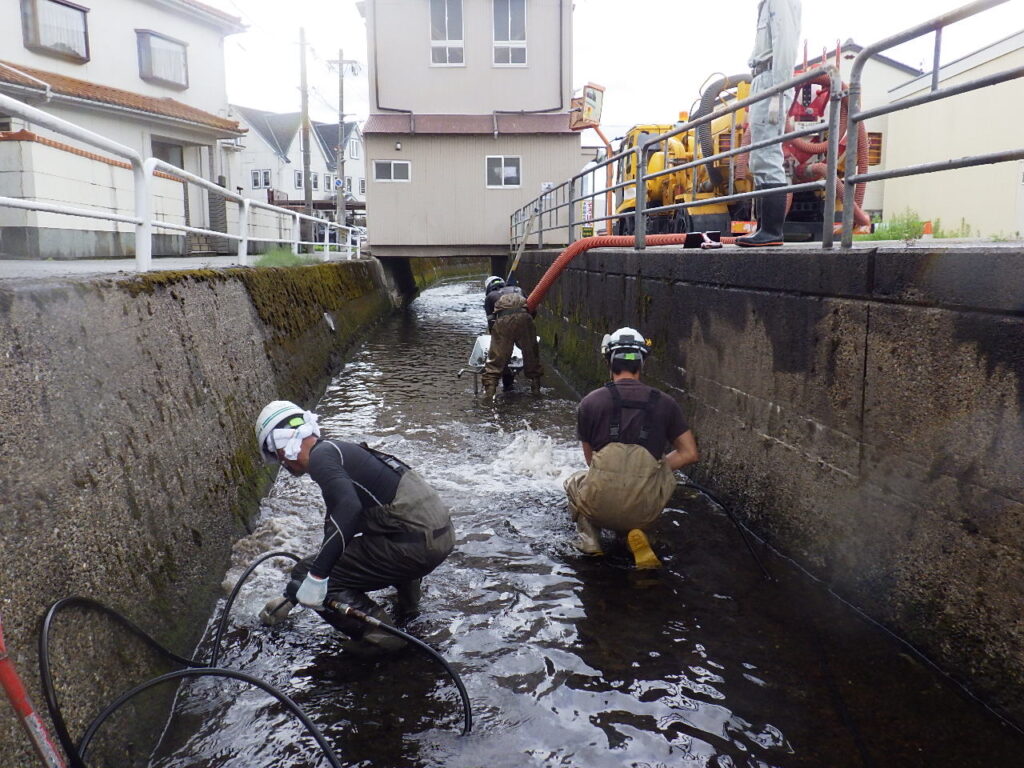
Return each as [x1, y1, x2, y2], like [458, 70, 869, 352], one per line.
[519, 245, 1024, 725]
[0, 256, 481, 764]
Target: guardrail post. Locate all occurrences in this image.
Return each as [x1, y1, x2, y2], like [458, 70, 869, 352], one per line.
[134, 160, 153, 271]
[840, 76, 862, 248]
[634, 146, 646, 250]
[821, 68, 841, 249]
[322, 221, 330, 262]
[291, 213, 300, 255]
[237, 198, 250, 266]
[568, 178, 577, 243]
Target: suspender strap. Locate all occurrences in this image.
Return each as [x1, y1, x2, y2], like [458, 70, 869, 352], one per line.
[360, 442, 411, 476]
[605, 383, 659, 443]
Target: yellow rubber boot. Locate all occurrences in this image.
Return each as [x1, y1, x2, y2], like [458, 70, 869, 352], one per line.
[627, 529, 661, 569]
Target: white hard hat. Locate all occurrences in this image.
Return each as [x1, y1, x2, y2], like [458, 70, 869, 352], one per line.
[255, 400, 305, 462]
[484, 275, 505, 293]
[600, 327, 651, 359]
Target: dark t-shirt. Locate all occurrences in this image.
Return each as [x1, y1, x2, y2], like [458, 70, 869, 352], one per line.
[484, 285, 523, 319]
[577, 379, 689, 459]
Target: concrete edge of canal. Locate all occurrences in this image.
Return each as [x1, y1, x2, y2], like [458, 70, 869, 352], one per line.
[0, 255, 483, 764]
[518, 244, 1024, 728]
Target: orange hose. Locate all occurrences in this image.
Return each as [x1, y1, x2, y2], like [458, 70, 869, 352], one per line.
[525, 234, 696, 312]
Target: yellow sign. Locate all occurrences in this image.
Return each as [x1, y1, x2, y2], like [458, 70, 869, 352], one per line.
[569, 83, 605, 131]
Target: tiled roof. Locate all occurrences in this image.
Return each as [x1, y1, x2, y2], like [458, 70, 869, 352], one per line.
[363, 112, 573, 135]
[0, 60, 243, 134]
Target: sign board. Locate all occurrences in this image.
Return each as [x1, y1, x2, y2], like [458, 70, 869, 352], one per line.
[540, 181, 555, 193]
[569, 83, 605, 131]
[335, 178, 343, 189]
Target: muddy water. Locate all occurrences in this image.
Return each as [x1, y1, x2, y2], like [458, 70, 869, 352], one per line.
[143, 278, 1023, 768]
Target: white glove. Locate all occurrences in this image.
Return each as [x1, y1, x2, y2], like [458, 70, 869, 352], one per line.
[259, 596, 295, 626]
[295, 573, 329, 608]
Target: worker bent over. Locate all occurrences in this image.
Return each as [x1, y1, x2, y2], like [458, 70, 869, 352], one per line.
[481, 275, 543, 400]
[255, 401, 455, 655]
[564, 328, 698, 568]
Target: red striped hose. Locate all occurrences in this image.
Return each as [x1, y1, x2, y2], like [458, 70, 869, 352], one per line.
[0, 617, 67, 767]
[525, 234, 697, 312]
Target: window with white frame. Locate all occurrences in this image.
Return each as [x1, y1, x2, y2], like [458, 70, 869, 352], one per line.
[493, 0, 526, 65]
[311, 172, 319, 190]
[136, 30, 188, 89]
[349, 139, 360, 159]
[345, 176, 352, 193]
[21, 0, 90, 63]
[295, 170, 303, 189]
[486, 156, 521, 187]
[358, 178, 366, 195]
[325, 174, 333, 190]
[374, 160, 410, 182]
[429, 0, 463, 65]
[251, 169, 271, 189]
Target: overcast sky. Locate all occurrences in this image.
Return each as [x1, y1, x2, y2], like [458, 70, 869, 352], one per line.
[212, 0, 1023, 136]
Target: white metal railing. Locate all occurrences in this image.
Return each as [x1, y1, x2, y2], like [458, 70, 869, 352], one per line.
[0, 92, 361, 270]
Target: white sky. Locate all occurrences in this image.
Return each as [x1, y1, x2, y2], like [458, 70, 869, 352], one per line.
[211, 0, 1023, 138]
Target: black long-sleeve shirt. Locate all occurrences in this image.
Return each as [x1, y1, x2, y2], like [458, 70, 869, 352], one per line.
[306, 439, 402, 577]
[484, 285, 523, 325]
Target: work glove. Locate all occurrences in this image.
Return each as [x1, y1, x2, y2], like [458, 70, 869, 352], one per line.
[295, 573, 329, 608]
[259, 596, 295, 626]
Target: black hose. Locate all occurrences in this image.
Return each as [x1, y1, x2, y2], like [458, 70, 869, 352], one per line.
[681, 479, 774, 581]
[76, 667, 344, 768]
[327, 601, 473, 736]
[210, 550, 301, 666]
[39, 596, 209, 768]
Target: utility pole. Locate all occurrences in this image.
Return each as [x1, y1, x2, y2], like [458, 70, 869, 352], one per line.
[336, 47, 345, 225]
[299, 27, 313, 245]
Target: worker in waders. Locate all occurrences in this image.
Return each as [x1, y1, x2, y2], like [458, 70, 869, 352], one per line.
[564, 328, 699, 568]
[736, 0, 801, 247]
[482, 275, 543, 400]
[255, 401, 455, 655]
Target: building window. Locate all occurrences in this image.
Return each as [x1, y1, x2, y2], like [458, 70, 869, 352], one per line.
[493, 0, 526, 65]
[21, 0, 90, 63]
[312, 173, 320, 190]
[374, 160, 411, 182]
[295, 170, 303, 189]
[867, 132, 883, 166]
[430, 0, 463, 65]
[358, 178, 366, 195]
[349, 139, 360, 159]
[486, 155, 521, 187]
[345, 176, 352, 193]
[136, 30, 188, 89]
[251, 169, 271, 189]
[0, 115, 13, 133]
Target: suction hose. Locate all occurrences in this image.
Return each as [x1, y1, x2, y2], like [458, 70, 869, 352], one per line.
[526, 233, 714, 312]
[693, 74, 752, 189]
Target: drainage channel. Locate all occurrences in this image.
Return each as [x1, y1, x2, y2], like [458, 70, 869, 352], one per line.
[101, 277, 1023, 767]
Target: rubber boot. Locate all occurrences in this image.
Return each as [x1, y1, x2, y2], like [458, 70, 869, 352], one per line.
[501, 369, 516, 391]
[573, 516, 604, 556]
[482, 381, 497, 402]
[395, 578, 422, 622]
[736, 185, 787, 247]
[627, 528, 661, 570]
[530, 378, 542, 396]
[322, 588, 407, 656]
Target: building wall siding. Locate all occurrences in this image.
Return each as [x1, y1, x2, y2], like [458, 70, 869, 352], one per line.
[365, 132, 580, 246]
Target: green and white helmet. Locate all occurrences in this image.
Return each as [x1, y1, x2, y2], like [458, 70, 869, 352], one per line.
[255, 400, 308, 463]
[484, 275, 506, 293]
[600, 327, 651, 361]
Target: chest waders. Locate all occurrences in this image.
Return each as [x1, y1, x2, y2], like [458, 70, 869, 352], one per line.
[571, 384, 677, 531]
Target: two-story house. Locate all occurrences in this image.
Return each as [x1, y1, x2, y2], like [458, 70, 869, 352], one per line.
[358, 0, 580, 258]
[231, 105, 366, 223]
[0, 0, 245, 258]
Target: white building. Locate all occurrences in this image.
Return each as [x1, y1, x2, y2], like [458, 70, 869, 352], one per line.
[231, 105, 366, 223]
[358, 0, 582, 257]
[883, 30, 1024, 238]
[0, 0, 245, 258]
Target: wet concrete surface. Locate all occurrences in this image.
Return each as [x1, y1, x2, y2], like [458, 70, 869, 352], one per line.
[92, 278, 1024, 767]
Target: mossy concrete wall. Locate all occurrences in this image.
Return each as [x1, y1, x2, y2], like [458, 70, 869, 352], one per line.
[0, 258, 463, 764]
[519, 245, 1024, 725]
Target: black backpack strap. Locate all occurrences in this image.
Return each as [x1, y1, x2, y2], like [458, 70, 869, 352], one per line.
[605, 383, 660, 444]
[360, 441, 411, 475]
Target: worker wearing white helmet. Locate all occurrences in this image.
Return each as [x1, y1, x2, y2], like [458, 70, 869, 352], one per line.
[254, 401, 455, 654]
[481, 275, 543, 400]
[563, 328, 699, 568]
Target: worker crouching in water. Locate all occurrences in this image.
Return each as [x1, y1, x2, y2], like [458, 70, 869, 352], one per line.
[482, 275, 543, 400]
[564, 328, 699, 568]
[255, 401, 455, 655]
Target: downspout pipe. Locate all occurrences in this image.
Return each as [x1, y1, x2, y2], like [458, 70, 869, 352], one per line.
[370, 0, 415, 133]
[492, 0, 566, 137]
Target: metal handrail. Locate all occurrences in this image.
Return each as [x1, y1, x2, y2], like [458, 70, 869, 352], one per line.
[510, 65, 843, 249]
[0, 92, 360, 269]
[839, 0, 1018, 247]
